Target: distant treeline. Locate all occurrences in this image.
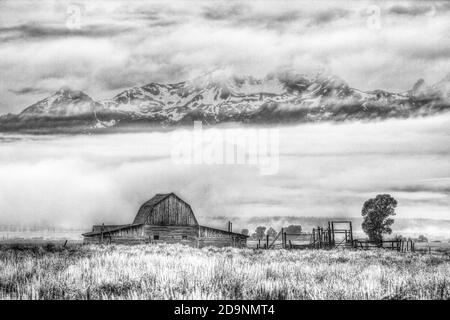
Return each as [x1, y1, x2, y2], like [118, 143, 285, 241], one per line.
[241, 225, 303, 240]
[0, 225, 85, 232]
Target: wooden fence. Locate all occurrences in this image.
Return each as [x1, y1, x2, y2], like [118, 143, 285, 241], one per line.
[352, 239, 415, 252]
[248, 220, 421, 254]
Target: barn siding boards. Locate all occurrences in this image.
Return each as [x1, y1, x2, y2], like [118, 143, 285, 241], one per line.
[198, 226, 247, 248]
[134, 193, 198, 226]
[144, 225, 198, 242]
[83, 192, 248, 247]
[84, 236, 147, 245]
[92, 225, 127, 232]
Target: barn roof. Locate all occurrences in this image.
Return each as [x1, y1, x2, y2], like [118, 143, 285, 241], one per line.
[199, 225, 250, 238]
[132, 192, 198, 225]
[132, 193, 173, 224]
[82, 223, 143, 237]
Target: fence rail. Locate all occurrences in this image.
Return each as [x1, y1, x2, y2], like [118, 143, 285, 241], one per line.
[248, 220, 421, 254]
[353, 239, 415, 252]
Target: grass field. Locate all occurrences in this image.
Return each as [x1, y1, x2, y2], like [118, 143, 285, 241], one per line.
[0, 243, 449, 300]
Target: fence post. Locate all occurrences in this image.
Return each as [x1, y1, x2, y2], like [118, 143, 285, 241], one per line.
[258, 239, 261, 249]
[100, 223, 104, 244]
[331, 222, 335, 245]
[349, 221, 353, 244]
[312, 228, 315, 248]
[327, 221, 332, 247]
[266, 234, 269, 249]
[317, 227, 321, 248]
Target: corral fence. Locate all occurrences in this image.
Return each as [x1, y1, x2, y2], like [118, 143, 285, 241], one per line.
[353, 239, 415, 252]
[248, 220, 420, 254]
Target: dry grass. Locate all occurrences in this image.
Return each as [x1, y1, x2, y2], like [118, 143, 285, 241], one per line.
[0, 243, 449, 300]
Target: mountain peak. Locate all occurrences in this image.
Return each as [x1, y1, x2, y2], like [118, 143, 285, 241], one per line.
[56, 86, 74, 94]
[2, 70, 449, 132]
[54, 87, 91, 100]
[18, 87, 94, 118]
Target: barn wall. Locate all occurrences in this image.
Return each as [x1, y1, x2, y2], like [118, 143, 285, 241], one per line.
[197, 235, 247, 248]
[83, 225, 146, 244]
[198, 226, 247, 248]
[84, 236, 147, 245]
[144, 225, 199, 246]
[141, 194, 198, 226]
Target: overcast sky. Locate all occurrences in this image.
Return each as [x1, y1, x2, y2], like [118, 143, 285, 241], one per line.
[0, 0, 449, 113]
[1, 115, 449, 231]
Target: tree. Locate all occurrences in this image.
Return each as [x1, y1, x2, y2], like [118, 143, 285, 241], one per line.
[284, 225, 302, 234]
[241, 229, 249, 236]
[266, 227, 277, 238]
[254, 226, 267, 240]
[361, 194, 397, 243]
[394, 234, 405, 241]
[417, 235, 428, 242]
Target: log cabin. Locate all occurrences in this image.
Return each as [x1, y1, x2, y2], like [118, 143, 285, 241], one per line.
[82, 193, 248, 247]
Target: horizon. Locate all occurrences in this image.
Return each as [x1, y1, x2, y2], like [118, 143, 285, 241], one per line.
[1, 215, 450, 241]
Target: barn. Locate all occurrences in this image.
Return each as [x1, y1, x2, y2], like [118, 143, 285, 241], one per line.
[82, 193, 248, 248]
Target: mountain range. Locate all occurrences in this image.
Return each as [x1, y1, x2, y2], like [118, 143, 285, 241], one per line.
[1, 71, 449, 133]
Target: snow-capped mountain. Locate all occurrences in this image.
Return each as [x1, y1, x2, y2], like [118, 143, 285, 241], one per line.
[19, 87, 96, 118]
[1, 71, 449, 132]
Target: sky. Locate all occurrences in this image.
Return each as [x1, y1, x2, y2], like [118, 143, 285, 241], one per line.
[0, 0, 450, 114]
[0, 115, 449, 233]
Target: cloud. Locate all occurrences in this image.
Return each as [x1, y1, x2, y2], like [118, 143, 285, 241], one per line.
[0, 114, 449, 231]
[202, 4, 245, 21]
[0, 0, 450, 114]
[388, 4, 437, 16]
[9, 87, 46, 95]
[309, 8, 349, 25]
[0, 23, 133, 42]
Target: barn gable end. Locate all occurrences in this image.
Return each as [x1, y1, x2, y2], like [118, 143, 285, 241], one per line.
[133, 193, 198, 226]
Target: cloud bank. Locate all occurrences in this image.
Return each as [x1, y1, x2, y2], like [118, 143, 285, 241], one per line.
[0, 0, 450, 113]
[0, 115, 449, 232]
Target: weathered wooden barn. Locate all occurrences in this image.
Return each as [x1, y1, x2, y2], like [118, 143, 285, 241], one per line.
[83, 193, 248, 247]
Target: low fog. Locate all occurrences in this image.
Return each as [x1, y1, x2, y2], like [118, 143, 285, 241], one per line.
[0, 115, 449, 233]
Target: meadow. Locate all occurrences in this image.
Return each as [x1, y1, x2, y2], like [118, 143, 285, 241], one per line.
[0, 243, 449, 300]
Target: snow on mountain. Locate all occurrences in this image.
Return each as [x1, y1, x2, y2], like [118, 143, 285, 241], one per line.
[431, 73, 450, 99]
[1, 71, 450, 132]
[19, 87, 96, 118]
